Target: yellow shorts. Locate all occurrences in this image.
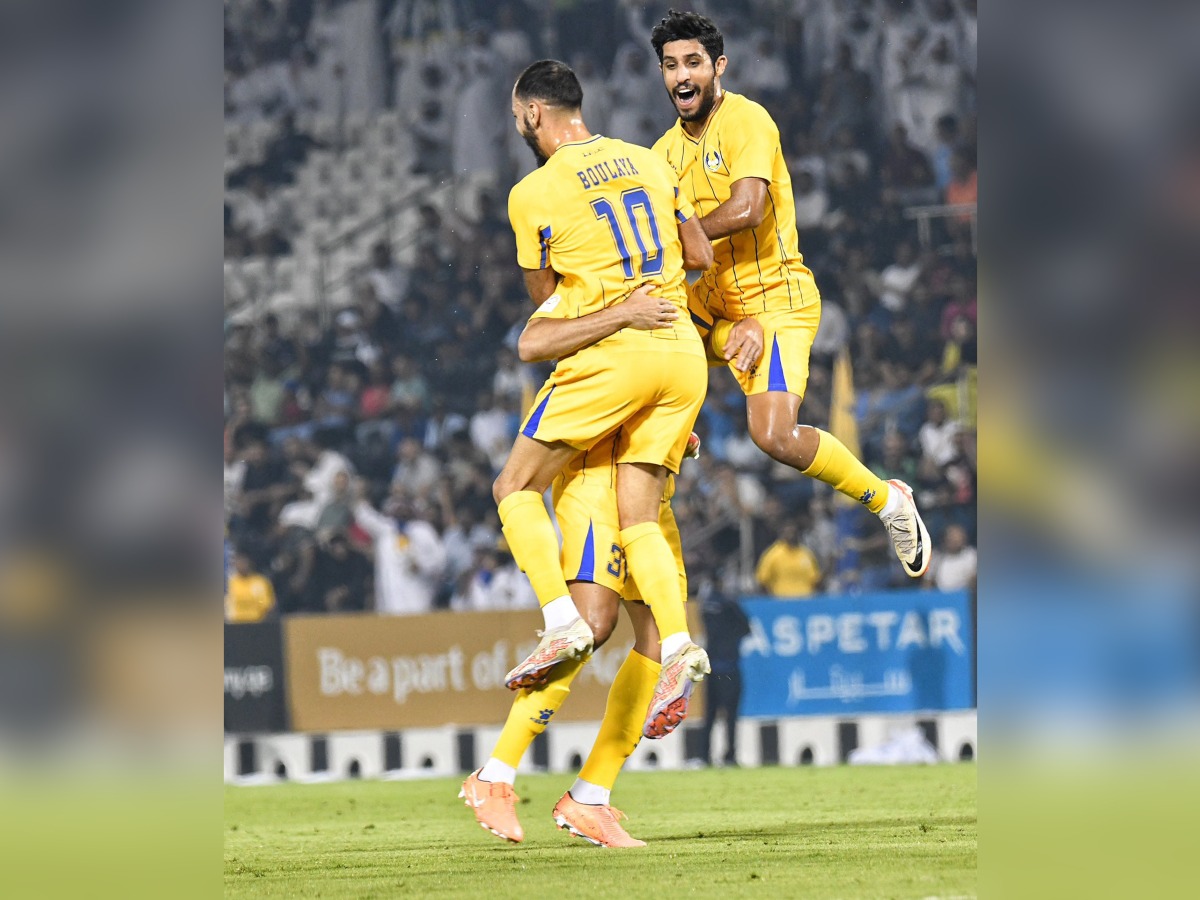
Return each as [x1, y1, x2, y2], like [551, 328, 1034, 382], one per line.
[689, 284, 821, 400]
[553, 433, 687, 602]
[520, 343, 708, 474]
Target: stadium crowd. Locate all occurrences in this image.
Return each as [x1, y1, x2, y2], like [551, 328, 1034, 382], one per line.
[224, 0, 977, 620]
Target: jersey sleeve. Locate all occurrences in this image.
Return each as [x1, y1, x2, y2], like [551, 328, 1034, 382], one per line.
[724, 101, 778, 184]
[508, 180, 553, 271]
[673, 183, 696, 224]
[527, 289, 569, 321]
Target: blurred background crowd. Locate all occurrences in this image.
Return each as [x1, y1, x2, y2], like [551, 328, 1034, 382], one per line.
[223, 0, 978, 621]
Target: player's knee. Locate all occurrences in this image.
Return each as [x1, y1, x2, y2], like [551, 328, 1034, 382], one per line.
[492, 472, 514, 505]
[749, 421, 789, 461]
[584, 608, 618, 648]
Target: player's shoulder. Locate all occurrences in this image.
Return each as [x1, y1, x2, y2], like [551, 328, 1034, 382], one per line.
[650, 123, 681, 155]
[722, 92, 779, 133]
[508, 167, 551, 216]
[625, 140, 671, 169]
[616, 138, 677, 178]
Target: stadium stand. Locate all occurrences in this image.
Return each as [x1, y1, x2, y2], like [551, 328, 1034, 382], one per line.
[224, 0, 977, 615]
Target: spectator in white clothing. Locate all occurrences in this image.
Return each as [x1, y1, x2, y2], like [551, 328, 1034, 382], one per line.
[469, 391, 518, 472]
[793, 170, 830, 233]
[918, 399, 961, 467]
[929, 524, 976, 592]
[739, 33, 790, 100]
[811, 298, 850, 359]
[365, 241, 410, 312]
[878, 240, 922, 313]
[353, 485, 446, 614]
[391, 436, 441, 495]
[450, 545, 537, 612]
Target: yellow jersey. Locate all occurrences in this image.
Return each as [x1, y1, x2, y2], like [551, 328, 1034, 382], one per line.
[755, 541, 822, 598]
[509, 134, 702, 354]
[652, 92, 819, 320]
[225, 572, 276, 623]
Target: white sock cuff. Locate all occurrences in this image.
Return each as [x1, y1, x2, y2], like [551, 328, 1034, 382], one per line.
[660, 632, 691, 660]
[570, 778, 610, 806]
[878, 482, 904, 518]
[542, 595, 580, 630]
[478, 758, 517, 785]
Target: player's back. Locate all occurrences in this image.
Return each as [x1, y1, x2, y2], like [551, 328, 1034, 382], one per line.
[653, 92, 819, 319]
[509, 135, 701, 352]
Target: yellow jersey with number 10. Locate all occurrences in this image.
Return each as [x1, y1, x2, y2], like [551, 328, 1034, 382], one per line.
[509, 134, 703, 354]
[652, 92, 820, 321]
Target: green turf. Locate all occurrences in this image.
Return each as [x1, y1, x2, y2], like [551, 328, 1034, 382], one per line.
[225, 764, 976, 899]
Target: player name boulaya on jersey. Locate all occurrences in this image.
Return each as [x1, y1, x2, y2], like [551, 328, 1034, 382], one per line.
[508, 134, 703, 353]
[574, 154, 641, 190]
[653, 91, 821, 321]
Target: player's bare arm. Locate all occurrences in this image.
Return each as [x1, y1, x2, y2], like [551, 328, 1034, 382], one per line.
[517, 285, 678, 363]
[679, 214, 714, 270]
[698, 176, 767, 240]
[522, 266, 560, 304]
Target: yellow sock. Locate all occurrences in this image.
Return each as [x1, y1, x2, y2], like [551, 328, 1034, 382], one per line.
[803, 429, 890, 514]
[578, 650, 660, 789]
[498, 490, 570, 605]
[491, 658, 585, 768]
[620, 522, 688, 639]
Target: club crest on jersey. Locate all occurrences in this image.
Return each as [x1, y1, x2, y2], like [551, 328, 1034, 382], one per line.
[704, 150, 723, 171]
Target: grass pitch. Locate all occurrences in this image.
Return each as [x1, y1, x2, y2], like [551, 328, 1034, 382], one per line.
[225, 764, 976, 898]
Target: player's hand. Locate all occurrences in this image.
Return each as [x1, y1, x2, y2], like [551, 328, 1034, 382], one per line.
[622, 283, 679, 330]
[725, 317, 765, 371]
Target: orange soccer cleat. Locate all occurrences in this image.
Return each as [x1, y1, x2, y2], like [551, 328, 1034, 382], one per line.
[459, 770, 524, 843]
[552, 792, 646, 848]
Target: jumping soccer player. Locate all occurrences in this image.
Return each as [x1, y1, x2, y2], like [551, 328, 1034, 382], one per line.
[464, 285, 762, 846]
[492, 59, 713, 740]
[649, 9, 931, 578]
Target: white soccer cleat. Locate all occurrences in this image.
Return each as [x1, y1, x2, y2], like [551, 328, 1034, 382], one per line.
[880, 479, 932, 578]
[504, 617, 594, 690]
[643, 642, 710, 739]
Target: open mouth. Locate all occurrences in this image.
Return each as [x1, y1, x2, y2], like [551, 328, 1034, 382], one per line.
[674, 85, 699, 109]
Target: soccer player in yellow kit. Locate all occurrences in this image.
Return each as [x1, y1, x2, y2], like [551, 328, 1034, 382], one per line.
[649, 10, 932, 578]
[491, 60, 714, 742]
[463, 286, 762, 847]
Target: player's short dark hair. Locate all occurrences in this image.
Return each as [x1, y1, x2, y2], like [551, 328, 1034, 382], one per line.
[650, 9, 724, 65]
[513, 59, 583, 110]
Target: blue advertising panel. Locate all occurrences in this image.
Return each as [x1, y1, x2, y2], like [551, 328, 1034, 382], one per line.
[737, 590, 974, 716]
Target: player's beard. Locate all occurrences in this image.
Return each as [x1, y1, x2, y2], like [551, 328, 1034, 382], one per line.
[520, 116, 549, 167]
[674, 79, 718, 123]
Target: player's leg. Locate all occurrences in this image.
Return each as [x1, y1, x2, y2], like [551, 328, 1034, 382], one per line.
[464, 581, 620, 843]
[615, 461, 689, 642]
[493, 434, 594, 687]
[617, 471, 708, 738]
[700, 678, 719, 765]
[617, 461, 709, 733]
[721, 668, 743, 765]
[741, 315, 930, 577]
[746, 390, 930, 577]
[553, 600, 661, 848]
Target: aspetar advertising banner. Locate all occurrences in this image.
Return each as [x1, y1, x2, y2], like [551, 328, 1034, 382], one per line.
[225, 621, 289, 732]
[283, 606, 701, 731]
[738, 590, 975, 716]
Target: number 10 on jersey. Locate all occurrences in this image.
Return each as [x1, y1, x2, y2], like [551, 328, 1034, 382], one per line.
[591, 187, 665, 279]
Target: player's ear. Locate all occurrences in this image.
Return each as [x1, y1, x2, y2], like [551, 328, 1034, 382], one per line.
[714, 55, 728, 79]
[526, 100, 542, 128]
